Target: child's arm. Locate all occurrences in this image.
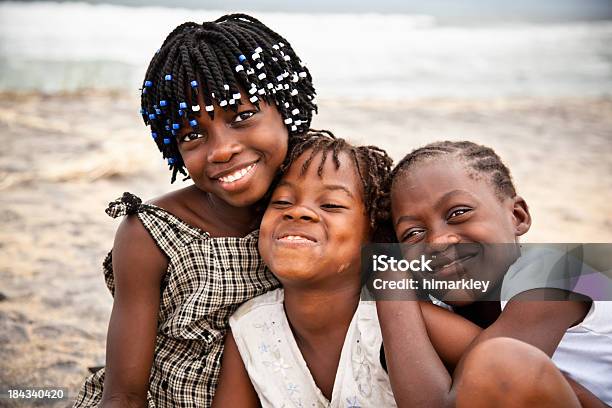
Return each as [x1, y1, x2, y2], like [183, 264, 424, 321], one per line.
[212, 331, 260, 408]
[99, 215, 167, 408]
[378, 293, 599, 408]
[377, 300, 480, 407]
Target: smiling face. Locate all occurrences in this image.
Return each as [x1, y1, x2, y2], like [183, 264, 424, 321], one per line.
[176, 95, 288, 208]
[391, 158, 531, 303]
[258, 150, 370, 288]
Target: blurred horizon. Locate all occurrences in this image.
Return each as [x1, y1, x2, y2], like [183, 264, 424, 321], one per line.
[1, 1, 612, 98]
[11, 0, 612, 22]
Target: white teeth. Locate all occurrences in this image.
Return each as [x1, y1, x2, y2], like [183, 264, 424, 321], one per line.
[218, 163, 256, 183]
[280, 235, 313, 242]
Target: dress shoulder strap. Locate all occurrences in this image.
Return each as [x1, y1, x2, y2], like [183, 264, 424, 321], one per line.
[105, 192, 209, 258]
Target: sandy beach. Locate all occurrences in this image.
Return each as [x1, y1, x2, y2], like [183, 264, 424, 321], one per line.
[1, 92, 611, 406]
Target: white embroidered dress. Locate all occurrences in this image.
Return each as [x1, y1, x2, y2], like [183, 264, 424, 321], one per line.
[229, 289, 397, 408]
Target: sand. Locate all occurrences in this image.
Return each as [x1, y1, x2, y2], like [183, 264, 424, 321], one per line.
[0, 92, 611, 406]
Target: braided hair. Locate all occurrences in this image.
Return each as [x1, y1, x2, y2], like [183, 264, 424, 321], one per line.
[391, 141, 517, 200]
[140, 14, 317, 182]
[281, 130, 394, 239]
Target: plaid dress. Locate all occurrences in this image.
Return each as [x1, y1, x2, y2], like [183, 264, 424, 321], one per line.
[74, 192, 279, 408]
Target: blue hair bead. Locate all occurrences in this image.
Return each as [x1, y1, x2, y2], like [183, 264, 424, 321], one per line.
[163, 138, 171, 145]
[168, 158, 176, 165]
[140, 108, 145, 114]
[190, 80, 198, 88]
[165, 74, 172, 81]
[155, 108, 161, 115]
[148, 113, 156, 120]
[165, 125, 171, 130]
[172, 123, 180, 130]
[238, 54, 247, 63]
[178, 109, 184, 116]
[171, 130, 177, 136]
[179, 102, 187, 109]
[189, 119, 198, 127]
[144, 80, 152, 87]
[142, 88, 147, 94]
[160, 100, 167, 107]
[151, 132, 158, 139]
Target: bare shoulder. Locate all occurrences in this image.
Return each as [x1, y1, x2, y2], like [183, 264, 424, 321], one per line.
[148, 185, 197, 214]
[113, 211, 168, 284]
[147, 185, 213, 232]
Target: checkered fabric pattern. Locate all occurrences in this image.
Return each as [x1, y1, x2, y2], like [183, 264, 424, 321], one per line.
[74, 193, 280, 407]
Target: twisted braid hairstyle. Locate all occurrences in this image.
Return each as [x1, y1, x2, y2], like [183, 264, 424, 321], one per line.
[140, 14, 317, 182]
[391, 141, 517, 200]
[281, 130, 394, 240]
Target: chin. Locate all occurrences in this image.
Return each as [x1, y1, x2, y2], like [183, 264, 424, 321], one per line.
[267, 260, 317, 283]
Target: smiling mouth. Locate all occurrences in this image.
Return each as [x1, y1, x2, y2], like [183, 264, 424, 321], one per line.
[276, 234, 318, 244]
[431, 253, 476, 275]
[217, 162, 257, 184]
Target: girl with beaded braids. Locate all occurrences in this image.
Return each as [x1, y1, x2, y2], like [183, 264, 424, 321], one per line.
[74, 14, 316, 408]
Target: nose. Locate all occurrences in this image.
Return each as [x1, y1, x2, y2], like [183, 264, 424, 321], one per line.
[283, 205, 320, 223]
[426, 225, 460, 254]
[207, 127, 243, 163]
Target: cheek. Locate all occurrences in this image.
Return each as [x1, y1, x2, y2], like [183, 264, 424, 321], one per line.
[258, 212, 275, 256]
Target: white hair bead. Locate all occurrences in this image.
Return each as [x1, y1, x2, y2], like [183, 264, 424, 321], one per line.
[254, 46, 263, 53]
[284, 118, 293, 124]
[290, 89, 298, 96]
[257, 88, 266, 95]
[191, 105, 201, 112]
[258, 72, 266, 80]
[249, 95, 258, 103]
[235, 64, 244, 72]
[256, 62, 264, 70]
[232, 92, 241, 99]
[205, 105, 214, 112]
[291, 108, 299, 115]
[219, 100, 228, 107]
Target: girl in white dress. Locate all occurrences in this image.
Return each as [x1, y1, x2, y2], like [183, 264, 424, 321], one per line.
[212, 131, 395, 407]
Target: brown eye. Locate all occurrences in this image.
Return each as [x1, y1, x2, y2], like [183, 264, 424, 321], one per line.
[448, 207, 472, 220]
[271, 200, 292, 207]
[321, 203, 346, 210]
[233, 110, 257, 123]
[402, 228, 425, 242]
[181, 132, 205, 142]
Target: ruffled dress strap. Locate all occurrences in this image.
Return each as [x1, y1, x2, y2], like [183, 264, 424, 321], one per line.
[104, 192, 210, 260]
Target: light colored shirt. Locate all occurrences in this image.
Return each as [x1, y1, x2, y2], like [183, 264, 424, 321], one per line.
[230, 288, 397, 408]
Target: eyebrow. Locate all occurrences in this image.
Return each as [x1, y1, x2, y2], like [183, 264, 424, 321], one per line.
[276, 181, 354, 198]
[395, 189, 476, 226]
[433, 189, 476, 211]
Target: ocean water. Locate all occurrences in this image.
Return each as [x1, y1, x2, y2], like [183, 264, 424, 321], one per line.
[1, 1, 611, 99]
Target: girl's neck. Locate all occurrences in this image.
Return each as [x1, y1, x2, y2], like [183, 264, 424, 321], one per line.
[283, 283, 361, 346]
[200, 188, 262, 235]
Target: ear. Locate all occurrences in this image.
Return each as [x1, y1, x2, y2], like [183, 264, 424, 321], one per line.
[511, 196, 531, 236]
